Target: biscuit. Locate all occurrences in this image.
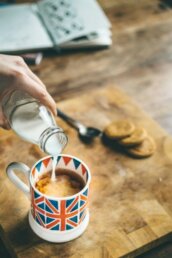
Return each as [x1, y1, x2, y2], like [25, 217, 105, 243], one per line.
[104, 120, 135, 139]
[119, 128, 147, 147]
[127, 136, 156, 158]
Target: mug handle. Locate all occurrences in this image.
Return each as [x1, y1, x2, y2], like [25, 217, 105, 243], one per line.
[6, 162, 30, 199]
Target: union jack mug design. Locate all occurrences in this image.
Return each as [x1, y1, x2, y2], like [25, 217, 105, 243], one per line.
[6, 154, 91, 242]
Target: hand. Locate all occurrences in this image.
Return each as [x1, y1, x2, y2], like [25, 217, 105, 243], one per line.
[0, 54, 56, 129]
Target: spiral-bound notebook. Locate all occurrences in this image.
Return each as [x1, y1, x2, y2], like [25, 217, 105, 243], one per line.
[0, 0, 112, 53]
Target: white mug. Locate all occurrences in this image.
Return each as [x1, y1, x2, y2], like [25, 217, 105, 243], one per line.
[6, 154, 91, 242]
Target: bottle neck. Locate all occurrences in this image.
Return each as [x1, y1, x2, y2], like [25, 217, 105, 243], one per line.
[39, 126, 68, 156]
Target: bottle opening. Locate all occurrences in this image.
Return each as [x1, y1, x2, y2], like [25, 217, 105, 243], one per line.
[39, 127, 68, 156]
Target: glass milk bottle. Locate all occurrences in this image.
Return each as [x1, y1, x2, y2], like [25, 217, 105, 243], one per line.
[2, 90, 67, 155]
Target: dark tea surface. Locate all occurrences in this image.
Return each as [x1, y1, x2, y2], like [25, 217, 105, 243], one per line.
[35, 168, 85, 197]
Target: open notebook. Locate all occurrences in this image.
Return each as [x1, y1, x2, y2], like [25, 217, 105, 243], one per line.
[0, 0, 112, 53]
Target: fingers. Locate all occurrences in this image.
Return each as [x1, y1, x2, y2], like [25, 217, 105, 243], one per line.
[0, 55, 56, 117]
[15, 56, 46, 90]
[25, 66, 46, 90]
[16, 74, 57, 116]
[12, 57, 46, 90]
[15, 57, 56, 115]
[1, 121, 11, 130]
[0, 107, 11, 130]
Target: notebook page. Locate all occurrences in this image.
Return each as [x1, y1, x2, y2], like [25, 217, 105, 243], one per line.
[0, 4, 53, 53]
[37, 0, 111, 45]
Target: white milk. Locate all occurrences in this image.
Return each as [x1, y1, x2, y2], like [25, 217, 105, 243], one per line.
[11, 102, 62, 155]
[11, 102, 64, 181]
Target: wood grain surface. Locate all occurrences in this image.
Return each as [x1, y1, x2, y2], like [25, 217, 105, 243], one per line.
[1, 85, 172, 258]
[2, 0, 172, 257]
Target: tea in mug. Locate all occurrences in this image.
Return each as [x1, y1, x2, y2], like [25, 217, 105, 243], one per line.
[35, 168, 85, 197]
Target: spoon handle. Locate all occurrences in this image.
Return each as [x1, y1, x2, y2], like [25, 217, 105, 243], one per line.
[57, 108, 85, 131]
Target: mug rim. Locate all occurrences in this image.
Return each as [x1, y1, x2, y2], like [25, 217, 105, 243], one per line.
[30, 154, 91, 200]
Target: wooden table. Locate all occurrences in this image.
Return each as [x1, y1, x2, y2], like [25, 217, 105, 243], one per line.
[2, 0, 172, 257]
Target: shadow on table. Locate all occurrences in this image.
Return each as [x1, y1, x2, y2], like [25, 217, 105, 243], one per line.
[136, 240, 172, 258]
[7, 214, 41, 250]
[159, 0, 172, 9]
[42, 46, 108, 58]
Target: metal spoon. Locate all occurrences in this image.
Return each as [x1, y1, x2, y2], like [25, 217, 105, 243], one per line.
[57, 108, 102, 141]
